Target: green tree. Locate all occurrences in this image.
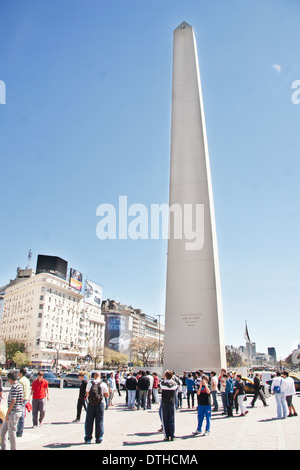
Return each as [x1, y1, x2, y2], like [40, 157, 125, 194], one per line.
[13, 351, 30, 368]
[4, 341, 26, 367]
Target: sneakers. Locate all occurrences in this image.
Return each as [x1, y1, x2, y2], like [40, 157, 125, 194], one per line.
[192, 429, 210, 436]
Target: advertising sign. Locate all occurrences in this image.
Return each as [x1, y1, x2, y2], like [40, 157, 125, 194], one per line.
[84, 280, 102, 307]
[105, 313, 133, 354]
[36, 255, 68, 280]
[69, 268, 83, 292]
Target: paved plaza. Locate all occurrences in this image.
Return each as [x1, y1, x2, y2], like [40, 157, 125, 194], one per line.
[1, 383, 300, 452]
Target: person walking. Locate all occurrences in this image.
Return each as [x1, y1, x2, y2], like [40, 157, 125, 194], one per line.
[73, 371, 88, 422]
[271, 371, 288, 419]
[84, 371, 109, 444]
[192, 375, 212, 436]
[210, 371, 219, 412]
[17, 367, 31, 437]
[160, 370, 178, 441]
[125, 372, 138, 409]
[0, 371, 24, 450]
[31, 371, 49, 427]
[233, 375, 248, 417]
[250, 373, 268, 408]
[186, 373, 195, 409]
[282, 371, 297, 417]
[137, 371, 150, 410]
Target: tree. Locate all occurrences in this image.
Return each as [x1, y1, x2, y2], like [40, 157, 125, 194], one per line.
[131, 338, 159, 367]
[4, 341, 26, 367]
[103, 348, 128, 368]
[226, 348, 244, 368]
[13, 351, 30, 368]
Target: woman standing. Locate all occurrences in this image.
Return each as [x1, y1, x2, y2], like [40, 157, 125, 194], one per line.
[233, 375, 248, 417]
[192, 375, 212, 436]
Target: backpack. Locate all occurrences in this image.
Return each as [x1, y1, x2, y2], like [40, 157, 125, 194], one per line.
[88, 381, 103, 406]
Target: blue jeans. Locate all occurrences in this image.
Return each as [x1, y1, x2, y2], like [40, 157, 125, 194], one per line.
[221, 392, 227, 412]
[211, 391, 218, 410]
[127, 390, 136, 408]
[275, 393, 287, 419]
[197, 405, 211, 432]
[17, 400, 29, 436]
[85, 401, 104, 442]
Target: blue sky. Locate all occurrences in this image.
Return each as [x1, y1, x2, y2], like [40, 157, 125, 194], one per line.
[1, 0, 300, 360]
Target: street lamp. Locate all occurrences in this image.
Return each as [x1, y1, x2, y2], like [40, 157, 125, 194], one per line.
[155, 314, 164, 367]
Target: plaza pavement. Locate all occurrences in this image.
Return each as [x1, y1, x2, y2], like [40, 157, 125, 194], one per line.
[2, 384, 300, 451]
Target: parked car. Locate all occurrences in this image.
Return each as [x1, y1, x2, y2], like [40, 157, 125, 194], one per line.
[242, 377, 255, 395]
[62, 373, 82, 388]
[290, 373, 300, 392]
[30, 372, 61, 388]
[0, 369, 19, 384]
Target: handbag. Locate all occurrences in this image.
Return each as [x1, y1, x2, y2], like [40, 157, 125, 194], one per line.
[273, 379, 282, 394]
[25, 402, 32, 412]
[0, 403, 7, 421]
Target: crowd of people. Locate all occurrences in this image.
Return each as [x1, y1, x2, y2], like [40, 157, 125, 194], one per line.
[0, 367, 298, 449]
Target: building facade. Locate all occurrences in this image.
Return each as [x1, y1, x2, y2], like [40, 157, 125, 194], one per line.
[0, 269, 105, 369]
[102, 299, 164, 366]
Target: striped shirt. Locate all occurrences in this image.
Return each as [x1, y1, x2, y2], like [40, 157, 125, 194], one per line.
[8, 382, 24, 413]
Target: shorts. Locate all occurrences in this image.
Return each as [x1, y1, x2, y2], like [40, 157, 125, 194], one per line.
[286, 395, 293, 407]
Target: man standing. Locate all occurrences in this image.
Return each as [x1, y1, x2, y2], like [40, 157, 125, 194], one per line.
[160, 370, 178, 441]
[219, 369, 227, 415]
[125, 372, 138, 409]
[186, 373, 195, 409]
[282, 371, 297, 417]
[233, 375, 248, 417]
[137, 371, 150, 410]
[17, 367, 31, 437]
[31, 371, 49, 427]
[0, 371, 23, 450]
[108, 372, 116, 406]
[272, 371, 288, 419]
[152, 373, 160, 404]
[73, 372, 88, 422]
[210, 371, 219, 412]
[84, 371, 108, 444]
[146, 371, 154, 409]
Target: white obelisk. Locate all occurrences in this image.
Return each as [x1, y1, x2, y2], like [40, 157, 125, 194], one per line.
[164, 22, 226, 373]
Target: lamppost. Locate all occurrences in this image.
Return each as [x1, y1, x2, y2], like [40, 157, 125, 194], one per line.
[155, 314, 164, 367]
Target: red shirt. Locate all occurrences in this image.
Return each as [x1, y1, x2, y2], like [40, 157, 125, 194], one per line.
[32, 378, 48, 399]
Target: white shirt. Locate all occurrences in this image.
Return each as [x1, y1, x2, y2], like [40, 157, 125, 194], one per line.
[211, 376, 218, 392]
[147, 375, 154, 389]
[285, 377, 296, 396]
[271, 377, 288, 394]
[86, 379, 109, 395]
